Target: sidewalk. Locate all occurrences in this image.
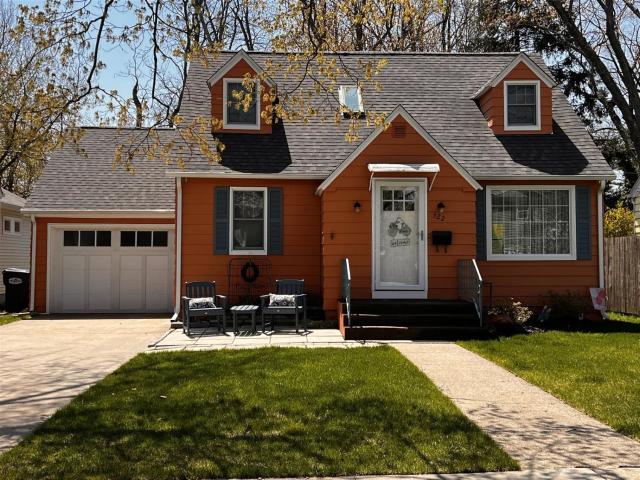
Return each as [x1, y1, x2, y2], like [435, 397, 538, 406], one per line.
[395, 342, 640, 471]
[257, 468, 640, 479]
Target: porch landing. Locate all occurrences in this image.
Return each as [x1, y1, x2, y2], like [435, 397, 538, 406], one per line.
[340, 299, 487, 340]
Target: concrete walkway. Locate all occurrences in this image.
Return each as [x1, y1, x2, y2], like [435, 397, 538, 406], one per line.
[148, 327, 370, 351]
[0, 316, 168, 452]
[395, 343, 640, 471]
[261, 468, 640, 479]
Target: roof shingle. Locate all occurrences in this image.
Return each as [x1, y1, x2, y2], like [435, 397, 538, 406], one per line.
[173, 51, 612, 179]
[28, 51, 613, 212]
[25, 128, 175, 211]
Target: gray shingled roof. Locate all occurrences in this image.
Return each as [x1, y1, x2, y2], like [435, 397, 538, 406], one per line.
[28, 51, 613, 211]
[173, 51, 613, 179]
[25, 128, 175, 211]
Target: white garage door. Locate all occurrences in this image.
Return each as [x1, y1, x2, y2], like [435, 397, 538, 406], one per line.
[49, 227, 174, 313]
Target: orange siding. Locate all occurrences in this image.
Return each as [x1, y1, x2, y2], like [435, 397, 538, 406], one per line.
[210, 59, 272, 134]
[321, 117, 477, 317]
[180, 178, 323, 305]
[478, 180, 600, 306]
[32, 217, 175, 313]
[479, 62, 553, 135]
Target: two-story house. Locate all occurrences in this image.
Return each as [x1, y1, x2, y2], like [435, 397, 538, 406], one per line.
[23, 50, 614, 337]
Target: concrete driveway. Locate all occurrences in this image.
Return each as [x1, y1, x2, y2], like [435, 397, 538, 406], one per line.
[0, 316, 168, 452]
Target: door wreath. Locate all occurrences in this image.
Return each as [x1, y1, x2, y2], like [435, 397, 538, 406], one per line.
[240, 260, 260, 283]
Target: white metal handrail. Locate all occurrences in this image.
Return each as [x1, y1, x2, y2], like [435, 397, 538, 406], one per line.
[341, 258, 352, 326]
[458, 259, 483, 326]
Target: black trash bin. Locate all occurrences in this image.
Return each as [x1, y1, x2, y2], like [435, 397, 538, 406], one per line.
[3, 268, 30, 313]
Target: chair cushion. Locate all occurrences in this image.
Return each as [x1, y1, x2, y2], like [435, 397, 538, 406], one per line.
[268, 294, 297, 307]
[189, 297, 216, 309]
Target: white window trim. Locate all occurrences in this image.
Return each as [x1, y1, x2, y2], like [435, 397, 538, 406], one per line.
[222, 78, 261, 130]
[486, 185, 577, 261]
[338, 85, 364, 113]
[229, 186, 268, 255]
[119, 230, 170, 249]
[3, 216, 21, 235]
[503, 80, 541, 131]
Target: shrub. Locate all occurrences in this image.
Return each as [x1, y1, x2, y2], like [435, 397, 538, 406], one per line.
[488, 298, 533, 325]
[604, 202, 634, 237]
[541, 291, 590, 328]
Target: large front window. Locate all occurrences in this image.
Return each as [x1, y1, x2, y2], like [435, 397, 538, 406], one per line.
[231, 188, 266, 254]
[224, 79, 259, 128]
[488, 187, 575, 260]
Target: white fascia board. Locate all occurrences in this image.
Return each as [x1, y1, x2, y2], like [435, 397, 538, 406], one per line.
[316, 105, 482, 195]
[21, 209, 175, 218]
[166, 171, 326, 180]
[475, 174, 616, 181]
[207, 50, 276, 88]
[630, 176, 640, 198]
[472, 53, 556, 99]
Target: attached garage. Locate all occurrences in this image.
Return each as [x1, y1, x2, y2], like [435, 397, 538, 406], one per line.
[47, 225, 174, 314]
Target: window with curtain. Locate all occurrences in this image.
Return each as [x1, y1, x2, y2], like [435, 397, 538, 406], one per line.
[339, 85, 364, 115]
[231, 189, 266, 252]
[489, 188, 573, 258]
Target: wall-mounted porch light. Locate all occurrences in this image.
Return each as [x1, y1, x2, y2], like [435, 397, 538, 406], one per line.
[434, 201, 446, 221]
[353, 200, 361, 213]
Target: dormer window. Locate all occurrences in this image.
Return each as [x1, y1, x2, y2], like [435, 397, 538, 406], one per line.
[504, 81, 540, 130]
[339, 85, 364, 117]
[223, 78, 260, 129]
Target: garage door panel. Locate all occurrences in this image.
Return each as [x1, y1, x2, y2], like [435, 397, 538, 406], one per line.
[61, 256, 86, 311]
[119, 255, 144, 311]
[88, 256, 112, 311]
[52, 228, 173, 314]
[146, 255, 169, 312]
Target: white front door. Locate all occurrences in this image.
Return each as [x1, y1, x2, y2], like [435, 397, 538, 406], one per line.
[373, 179, 427, 298]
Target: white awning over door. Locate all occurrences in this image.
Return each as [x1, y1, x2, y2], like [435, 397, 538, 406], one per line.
[367, 163, 440, 173]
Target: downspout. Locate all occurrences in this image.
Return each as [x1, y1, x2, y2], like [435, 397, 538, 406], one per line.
[29, 216, 36, 312]
[598, 180, 605, 289]
[173, 178, 183, 319]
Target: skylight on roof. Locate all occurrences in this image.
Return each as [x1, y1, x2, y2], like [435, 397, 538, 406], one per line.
[339, 85, 364, 116]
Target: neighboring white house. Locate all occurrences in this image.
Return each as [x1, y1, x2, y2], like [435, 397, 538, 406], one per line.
[0, 188, 31, 307]
[632, 177, 640, 236]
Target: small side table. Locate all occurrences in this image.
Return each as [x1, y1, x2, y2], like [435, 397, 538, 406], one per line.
[230, 305, 259, 334]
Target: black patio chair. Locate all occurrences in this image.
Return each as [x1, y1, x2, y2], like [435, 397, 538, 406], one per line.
[260, 279, 307, 333]
[181, 281, 227, 336]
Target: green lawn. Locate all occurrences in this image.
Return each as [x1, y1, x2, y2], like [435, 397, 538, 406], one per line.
[461, 312, 640, 441]
[0, 346, 517, 479]
[0, 313, 22, 326]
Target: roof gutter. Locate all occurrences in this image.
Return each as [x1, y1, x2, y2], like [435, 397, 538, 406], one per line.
[474, 174, 616, 181]
[166, 171, 326, 180]
[20, 209, 175, 218]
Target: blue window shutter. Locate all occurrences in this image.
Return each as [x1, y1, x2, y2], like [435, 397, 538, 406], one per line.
[476, 189, 487, 260]
[268, 187, 283, 255]
[575, 186, 591, 260]
[214, 187, 229, 255]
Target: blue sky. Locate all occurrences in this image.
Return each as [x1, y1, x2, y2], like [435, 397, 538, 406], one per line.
[22, 1, 137, 102]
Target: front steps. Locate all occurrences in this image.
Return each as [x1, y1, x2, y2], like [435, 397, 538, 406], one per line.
[339, 299, 487, 340]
